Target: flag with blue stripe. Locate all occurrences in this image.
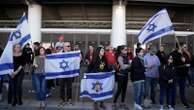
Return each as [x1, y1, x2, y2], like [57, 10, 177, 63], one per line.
[45, 51, 80, 79]
[11, 14, 31, 47]
[138, 9, 174, 44]
[80, 72, 114, 101]
[0, 14, 31, 75]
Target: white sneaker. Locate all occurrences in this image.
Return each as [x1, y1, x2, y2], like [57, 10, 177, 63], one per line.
[160, 105, 164, 110]
[134, 103, 143, 110]
[3, 83, 9, 91]
[168, 105, 174, 110]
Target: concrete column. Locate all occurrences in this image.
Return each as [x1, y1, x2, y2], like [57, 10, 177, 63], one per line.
[111, 0, 127, 48]
[28, 4, 42, 42]
[193, 9, 194, 54]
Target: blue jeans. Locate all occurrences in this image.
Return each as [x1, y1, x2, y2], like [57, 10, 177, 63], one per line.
[145, 77, 158, 103]
[133, 81, 145, 105]
[32, 72, 36, 92]
[160, 85, 176, 107]
[34, 74, 46, 101]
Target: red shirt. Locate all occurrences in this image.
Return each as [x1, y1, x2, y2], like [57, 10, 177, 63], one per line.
[105, 51, 116, 65]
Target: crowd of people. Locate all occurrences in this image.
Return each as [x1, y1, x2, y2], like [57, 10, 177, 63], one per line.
[0, 37, 194, 110]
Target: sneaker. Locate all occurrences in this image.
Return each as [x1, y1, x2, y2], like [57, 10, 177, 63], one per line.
[134, 103, 143, 110]
[58, 100, 66, 106]
[168, 105, 174, 110]
[46, 93, 52, 98]
[184, 103, 190, 108]
[160, 105, 164, 110]
[3, 83, 9, 91]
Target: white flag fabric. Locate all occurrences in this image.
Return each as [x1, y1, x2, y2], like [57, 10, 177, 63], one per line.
[45, 51, 80, 79]
[80, 72, 114, 101]
[0, 14, 31, 75]
[138, 9, 174, 44]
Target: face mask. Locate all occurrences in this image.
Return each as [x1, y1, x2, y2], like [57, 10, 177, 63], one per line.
[138, 56, 144, 60]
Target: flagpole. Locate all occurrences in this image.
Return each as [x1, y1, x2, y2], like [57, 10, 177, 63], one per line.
[159, 37, 162, 47]
[174, 34, 181, 49]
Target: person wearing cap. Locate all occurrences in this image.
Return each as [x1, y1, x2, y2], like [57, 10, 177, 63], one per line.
[130, 47, 145, 110]
[144, 46, 161, 105]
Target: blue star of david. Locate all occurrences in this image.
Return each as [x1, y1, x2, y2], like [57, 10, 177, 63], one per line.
[59, 60, 69, 70]
[13, 30, 21, 39]
[147, 23, 157, 32]
[92, 81, 103, 93]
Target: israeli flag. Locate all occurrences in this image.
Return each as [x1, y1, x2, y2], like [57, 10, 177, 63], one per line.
[80, 72, 114, 101]
[138, 9, 174, 44]
[0, 14, 31, 75]
[45, 51, 80, 79]
[11, 14, 31, 46]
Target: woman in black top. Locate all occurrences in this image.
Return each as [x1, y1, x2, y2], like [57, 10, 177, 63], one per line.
[8, 44, 25, 107]
[87, 46, 109, 110]
[130, 48, 145, 110]
[159, 55, 176, 110]
[113, 45, 130, 107]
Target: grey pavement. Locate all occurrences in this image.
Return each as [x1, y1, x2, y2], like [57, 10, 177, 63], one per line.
[0, 78, 194, 110]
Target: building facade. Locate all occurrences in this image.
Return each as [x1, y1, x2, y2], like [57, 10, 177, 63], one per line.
[0, 0, 194, 53]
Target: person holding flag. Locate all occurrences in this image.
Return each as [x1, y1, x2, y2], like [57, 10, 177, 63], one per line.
[8, 44, 25, 107]
[59, 42, 74, 105]
[0, 13, 31, 107]
[170, 43, 191, 108]
[86, 46, 111, 110]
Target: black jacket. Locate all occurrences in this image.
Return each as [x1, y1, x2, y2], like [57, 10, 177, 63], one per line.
[130, 57, 145, 82]
[87, 56, 109, 73]
[170, 50, 188, 78]
[159, 64, 176, 87]
[156, 51, 166, 65]
[23, 47, 33, 64]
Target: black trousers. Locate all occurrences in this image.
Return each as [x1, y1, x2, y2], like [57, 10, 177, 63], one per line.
[60, 78, 73, 101]
[113, 76, 128, 103]
[0, 76, 3, 94]
[8, 71, 24, 104]
[47, 79, 54, 90]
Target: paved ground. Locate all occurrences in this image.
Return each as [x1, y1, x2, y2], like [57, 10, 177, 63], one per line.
[0, 75, 194, 110]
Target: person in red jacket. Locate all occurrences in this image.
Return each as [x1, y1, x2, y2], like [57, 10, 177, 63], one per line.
[105, 45, 116, 70]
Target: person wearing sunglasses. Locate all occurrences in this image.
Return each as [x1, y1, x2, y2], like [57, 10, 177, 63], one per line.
[59, 42, 73, 106]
